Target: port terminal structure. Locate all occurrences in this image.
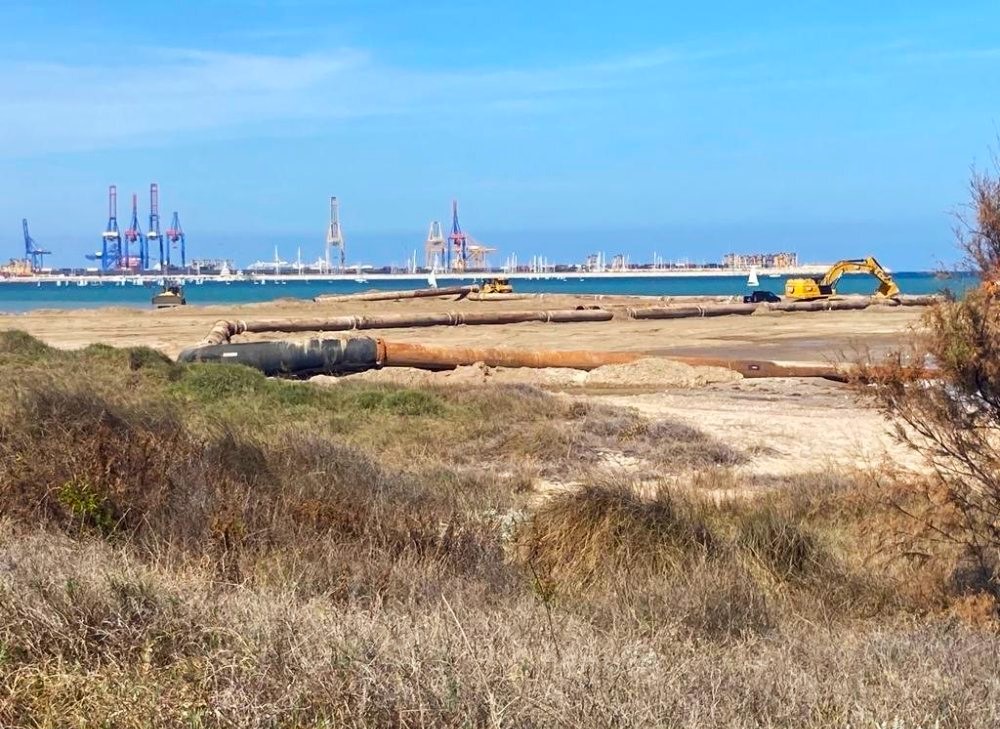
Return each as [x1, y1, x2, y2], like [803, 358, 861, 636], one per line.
[7, 187, 828, 282]
[85, 184, 123, 272]
[0, 219, 52, 276]
[422, 200, 495, 273]
[22, 219, 50, 272]
[82, 184, 188, 273]
[166, 211, 186, 269]
[123, 193, 147, 271]
[0, 262, 833, 287]
[324, 196, 345, 272]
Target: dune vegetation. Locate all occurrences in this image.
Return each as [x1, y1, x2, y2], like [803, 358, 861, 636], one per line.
[0, 330, 998, 727]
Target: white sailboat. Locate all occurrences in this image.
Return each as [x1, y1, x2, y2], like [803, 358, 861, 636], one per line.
[747, 268, 760, 287]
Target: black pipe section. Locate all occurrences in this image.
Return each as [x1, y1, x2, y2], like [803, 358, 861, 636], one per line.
[178, 337, 379, 377]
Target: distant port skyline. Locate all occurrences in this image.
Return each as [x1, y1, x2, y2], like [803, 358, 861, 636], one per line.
[3, 217, 956, 272]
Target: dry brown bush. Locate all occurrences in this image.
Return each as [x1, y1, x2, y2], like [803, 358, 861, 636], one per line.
[0, 383, 516, 602]
[4, 520, 999, 728]
[862, 159, 1000, 610]
[513, 483, 715, 590]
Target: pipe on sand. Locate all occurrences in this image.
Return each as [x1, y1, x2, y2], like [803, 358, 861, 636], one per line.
[377, 340, 639, 371]
[178, 336, 852, 382]
[628, 304, 757, 319]
[628, 297, 898, 319]
[198, 308, 613, 346]
[314, 285, 478, 303]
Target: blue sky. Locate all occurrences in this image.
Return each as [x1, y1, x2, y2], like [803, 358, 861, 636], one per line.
[0, 1, 998, 269]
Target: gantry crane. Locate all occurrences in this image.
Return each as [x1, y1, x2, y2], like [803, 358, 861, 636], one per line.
[166, 211, 186, 270]
[100, 185, 123, 271]
[22, 219, 50, 272]
[123, 193, 146, 271]
[148, 183, 162, 271]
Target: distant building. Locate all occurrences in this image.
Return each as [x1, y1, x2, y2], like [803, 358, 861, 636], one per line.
[190, 258, 235, 274]
[0, 259, 33, 277]
[722, 251, 799, 269]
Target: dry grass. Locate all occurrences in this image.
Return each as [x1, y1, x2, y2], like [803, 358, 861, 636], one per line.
[1, 331, 999, 727]
[514, 483, 716, 589]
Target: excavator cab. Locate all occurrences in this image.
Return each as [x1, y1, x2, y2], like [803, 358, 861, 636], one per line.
[785, 277, 831, 300]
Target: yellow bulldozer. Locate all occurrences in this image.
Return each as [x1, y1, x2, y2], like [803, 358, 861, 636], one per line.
[785, 257, 900, 301]
[480, 277, 513, 294]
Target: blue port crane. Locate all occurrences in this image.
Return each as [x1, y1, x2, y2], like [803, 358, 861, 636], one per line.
[166, 211, 186, 270]
[100, 185, 123, 271]
[22, 218, 50, 272]
[123, 192, 146, 271]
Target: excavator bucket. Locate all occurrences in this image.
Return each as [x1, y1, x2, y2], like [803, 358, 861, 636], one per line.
[875, 278, 901, 298]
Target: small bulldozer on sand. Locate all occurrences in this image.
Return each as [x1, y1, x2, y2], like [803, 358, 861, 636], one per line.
[480, 277, 513, 294]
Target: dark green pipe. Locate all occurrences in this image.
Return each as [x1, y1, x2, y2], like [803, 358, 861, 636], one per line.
[178, 337, 379, 377]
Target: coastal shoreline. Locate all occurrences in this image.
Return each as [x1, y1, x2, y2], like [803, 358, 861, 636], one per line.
[0, 265, 839, 285]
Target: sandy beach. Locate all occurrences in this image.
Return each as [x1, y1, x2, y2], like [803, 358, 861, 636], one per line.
[0, 293, 922, 361]
[0, 294, 926, 479]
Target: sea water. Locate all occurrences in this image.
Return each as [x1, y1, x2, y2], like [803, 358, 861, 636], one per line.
[0, 271, 977, 314]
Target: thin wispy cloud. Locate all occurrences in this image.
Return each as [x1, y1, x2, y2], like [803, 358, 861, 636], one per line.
[0, 44, 723, 156]
[894, 46, 1000, 63]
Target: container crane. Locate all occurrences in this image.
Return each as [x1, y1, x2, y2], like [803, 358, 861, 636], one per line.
[448, 199, 468, 271]
[325, 196, 345, 272]
[147, 183, 162, 271]
[166, 212, 186, 270]
[123, 193, 145, 271]
[424, 220, 446, 270]
[22, 219, 50, 272]
[100, 185, 123, 271]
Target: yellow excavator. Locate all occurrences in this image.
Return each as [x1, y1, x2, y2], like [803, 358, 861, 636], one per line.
[785, 257, 900, 301]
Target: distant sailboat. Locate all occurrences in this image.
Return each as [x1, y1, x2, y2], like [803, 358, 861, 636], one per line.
[427, 270, 438, 289]
[747, 268, 760, 287]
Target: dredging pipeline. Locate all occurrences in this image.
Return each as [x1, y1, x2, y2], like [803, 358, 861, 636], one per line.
[197, 308, 612, 346]
[177, 336, 852, 382]
[627, 295, 938, 320]
[314, 285, 478, 303]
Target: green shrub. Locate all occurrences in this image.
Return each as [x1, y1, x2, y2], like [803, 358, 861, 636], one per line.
[350, 388, 445, 416]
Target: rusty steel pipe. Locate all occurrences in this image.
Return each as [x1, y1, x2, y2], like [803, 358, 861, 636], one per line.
[377, 340, 641, 371]
[314, 285, 478, 303]
[377, 343, 850, 381]
[668, 356, 850, 382]
[465, 292, 541, 301]
[766, 299, 871, 313]
[198, 308, 613, 346]
[626, 296, 919, 320]
[628, 304, 757, 319]
[874, 295, 942, 307]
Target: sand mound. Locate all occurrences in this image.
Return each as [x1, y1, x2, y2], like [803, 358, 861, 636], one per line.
[584, 358, 740, 388]
[312, 357, 740, 389]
